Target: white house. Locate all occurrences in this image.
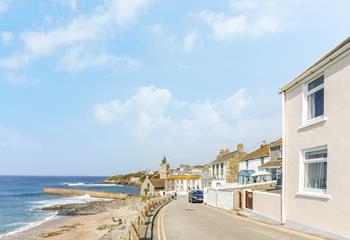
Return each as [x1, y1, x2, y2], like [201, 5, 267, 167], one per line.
[238, 143, 271, 185]
[165, 175, 201, 194]
[281, 36, 350, 239]
[259, 138, 282, 184]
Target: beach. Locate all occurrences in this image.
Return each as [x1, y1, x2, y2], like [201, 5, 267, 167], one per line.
[1, 198, 144, 240]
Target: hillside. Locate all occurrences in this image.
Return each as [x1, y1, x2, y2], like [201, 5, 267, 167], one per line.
[105, 171, 160, 187]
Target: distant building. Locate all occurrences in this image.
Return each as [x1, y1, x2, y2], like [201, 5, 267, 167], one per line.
[140, 176, 165, 196]
[159, 156, 170, 179]
[203, 144, 246, 188]
[165, 175, 201, 193]
[259, 138, 282, 185]
[238, 142, 271, 184]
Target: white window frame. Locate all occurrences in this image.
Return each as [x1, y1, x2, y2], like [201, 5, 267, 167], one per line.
[302, 75, 325, 126]
[299, 146, 328, 195]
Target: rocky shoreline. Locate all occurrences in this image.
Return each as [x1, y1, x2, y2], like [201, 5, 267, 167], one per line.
[38, 198, 143, 216]
[4, 197, 147, 240]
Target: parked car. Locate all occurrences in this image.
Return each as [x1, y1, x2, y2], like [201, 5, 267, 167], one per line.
[188, 190, 203, 203]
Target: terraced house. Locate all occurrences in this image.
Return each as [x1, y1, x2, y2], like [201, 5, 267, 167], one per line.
[281, 36, 350, 239]
[202, 144, 246, 188]
[165, 175, 201, 194]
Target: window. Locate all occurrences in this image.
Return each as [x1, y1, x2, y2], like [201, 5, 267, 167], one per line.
[302, 148, 327, 192]
[306, 76, 324, 120]
[220, 163, 224, 178]
[260, 157, 265, 165]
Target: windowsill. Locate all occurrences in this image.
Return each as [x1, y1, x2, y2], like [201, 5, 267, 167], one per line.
[296, 191, 331, 200]
[299, 116, 327, 131]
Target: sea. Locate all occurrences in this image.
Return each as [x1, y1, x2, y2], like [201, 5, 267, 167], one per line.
[0, 175, 139, 238]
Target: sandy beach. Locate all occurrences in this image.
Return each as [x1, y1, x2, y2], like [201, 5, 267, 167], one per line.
[1, 198, 143, 240]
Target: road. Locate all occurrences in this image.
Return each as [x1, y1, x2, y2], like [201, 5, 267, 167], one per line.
[154, 196, 322, 240]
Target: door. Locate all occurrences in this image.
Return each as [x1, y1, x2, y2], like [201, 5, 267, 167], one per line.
[239, 191, 242, 208]
[245, 191, 253, 209]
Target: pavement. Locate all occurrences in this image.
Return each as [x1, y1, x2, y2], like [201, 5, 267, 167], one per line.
[153, 196, 326, 240]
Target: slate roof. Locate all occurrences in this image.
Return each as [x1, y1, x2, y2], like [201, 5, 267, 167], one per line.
[149, 178, 165, 189]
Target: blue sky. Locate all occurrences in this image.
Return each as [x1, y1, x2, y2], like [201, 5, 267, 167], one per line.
[0, 0, 349, 176]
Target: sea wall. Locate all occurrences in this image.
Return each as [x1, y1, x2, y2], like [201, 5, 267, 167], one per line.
[43, 188, 128, 199]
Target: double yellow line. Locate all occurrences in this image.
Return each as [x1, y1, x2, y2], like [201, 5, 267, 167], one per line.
[156, 203, 169, 240]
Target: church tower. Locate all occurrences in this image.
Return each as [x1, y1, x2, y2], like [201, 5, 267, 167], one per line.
[159, 156, 169, 179]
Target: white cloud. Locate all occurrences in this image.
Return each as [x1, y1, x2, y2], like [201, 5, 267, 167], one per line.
[0, 0, 152, 70]
[93, 85, 282, 165]
[93, 86, 281, 166]
[151, 24, 201, 53]
[93, 86, 251, 138]
[196, 0, 293, 41]
[94, 86, 172, 132]
[114, 0, 153, 27]
[183, 29, 200, 52]
[57, 45, 141, 72]
[1, 31, 13, 45]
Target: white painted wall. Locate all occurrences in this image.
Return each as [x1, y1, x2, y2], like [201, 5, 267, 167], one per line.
[284, 51, 350, 239]
[204, 188, 234, 210]
[239, 157, 269, 172]
[217, 190, 234, 210]
[252, 191, 281, 222]
[205, 189, 217, 207]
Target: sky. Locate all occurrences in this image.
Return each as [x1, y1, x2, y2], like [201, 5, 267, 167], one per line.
[0, 0, 349, 176]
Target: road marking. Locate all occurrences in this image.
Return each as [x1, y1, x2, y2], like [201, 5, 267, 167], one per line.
[156, 202, 169, 240]
[203, 204, 328, 240]
[160, 204, 167, 240]
[157, 206, 162, 240]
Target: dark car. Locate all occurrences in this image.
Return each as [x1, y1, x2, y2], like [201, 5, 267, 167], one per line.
[188, 190, 204, 203]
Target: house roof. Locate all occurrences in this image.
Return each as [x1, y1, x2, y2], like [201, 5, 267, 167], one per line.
[149, 178, 165, 189]
[260, 160, 282, 169]
[281, 36, 350, 92]
[166, 175, 201, 180]
[269, 138, 282, 148]
[238, 170, 254, 177]
[211, 151, 238, 164]
[241, 144, 270, 161]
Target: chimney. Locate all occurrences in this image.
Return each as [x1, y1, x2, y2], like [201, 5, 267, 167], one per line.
[260, 143, 269, 148]
[237, 144, 244, 153]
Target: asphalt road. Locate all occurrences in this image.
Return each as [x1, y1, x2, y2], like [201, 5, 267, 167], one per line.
[154, 196, 320, 240]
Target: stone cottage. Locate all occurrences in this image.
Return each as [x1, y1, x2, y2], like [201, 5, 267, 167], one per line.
[140, 176, 165, 196]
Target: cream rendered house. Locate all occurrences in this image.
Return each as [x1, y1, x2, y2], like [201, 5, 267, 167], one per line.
[281, 36, 350, 239]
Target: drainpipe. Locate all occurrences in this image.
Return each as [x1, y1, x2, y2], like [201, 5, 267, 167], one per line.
[281, 91, 286, 225]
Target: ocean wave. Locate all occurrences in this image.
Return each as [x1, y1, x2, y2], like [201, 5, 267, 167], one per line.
[0, 214, 56, 238]
[31, 194, 111, 209]
[63, 182, 85, 186]
[63, 182, 117, 187]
